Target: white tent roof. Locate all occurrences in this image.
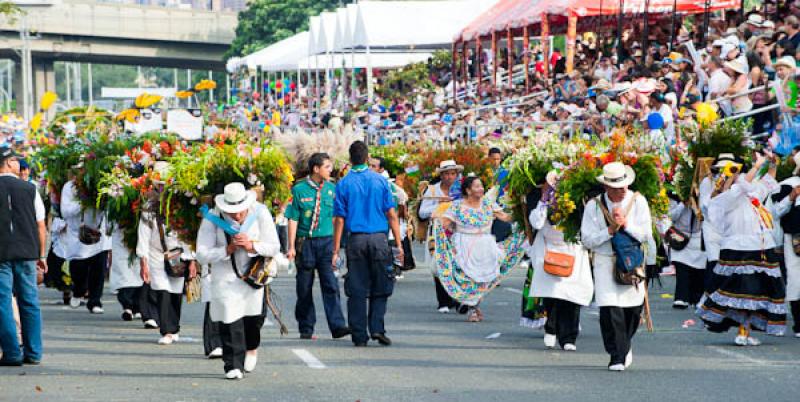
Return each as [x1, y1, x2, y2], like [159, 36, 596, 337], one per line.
[233, 31, 310, 71]
[350, 0, 498, 50]
[320, 11, 339, 53]
[308, 16, 326, 55]
[297, 52, 433, 70]
[334, 8, 349, 52]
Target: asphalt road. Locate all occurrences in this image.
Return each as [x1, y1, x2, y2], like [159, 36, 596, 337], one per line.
[2, 248, 800, 402]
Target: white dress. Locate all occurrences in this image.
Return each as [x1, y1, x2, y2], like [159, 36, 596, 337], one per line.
[699, 176, 722, 262]
[581, 191, 652, 307]
[528, 202, 594, 306]
[442, 199, 503, 283]
[136, 212, 193, 295]
[196, 203, 280, 324]
[109, 230, 142, 292]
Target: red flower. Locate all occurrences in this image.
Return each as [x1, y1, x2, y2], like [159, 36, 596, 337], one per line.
[159, 141, 171, 155]
[142, 140, 153, 154]
[751, 198, 761, 207]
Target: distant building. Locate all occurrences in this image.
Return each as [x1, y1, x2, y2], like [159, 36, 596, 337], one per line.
[96, 0, 247, 12]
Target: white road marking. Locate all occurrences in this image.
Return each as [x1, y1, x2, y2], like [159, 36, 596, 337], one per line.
[708, 346, 768, 366]
[292, 349, 326, 369]
[486, 332, 502, 339]
[504, 288, 523, 294]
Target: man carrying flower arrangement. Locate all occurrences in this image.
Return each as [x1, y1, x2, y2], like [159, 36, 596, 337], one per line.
[581, 162, 653, 372]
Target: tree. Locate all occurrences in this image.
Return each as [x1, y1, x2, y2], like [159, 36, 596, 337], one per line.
[226, 0, 340, 59]
[0, 2, 21, 23]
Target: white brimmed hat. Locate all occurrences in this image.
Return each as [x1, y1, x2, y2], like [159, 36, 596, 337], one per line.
[712, 153, 737, 169]
[435, 160, 464, 174]
[775, 56, 797, 69]
[747, 14, 766, 27]
[596, 162, 635, 188]
[215, 182, 256, 214]
[724, 59, 749, 75]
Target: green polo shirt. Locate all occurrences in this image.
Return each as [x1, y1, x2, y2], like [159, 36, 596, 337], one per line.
[285, 178, 336, 238]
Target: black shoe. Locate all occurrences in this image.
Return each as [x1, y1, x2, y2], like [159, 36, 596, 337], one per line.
[371, 333, 392, 346]
[23, 357, 40, 365]
[332, 327, 352, 339]
[0, 359, 23, 367]
[121, 310, 133, 321]
[354, 342, 368, 347]
[457, 304, 470, 315]
[300, 333, 314, 340]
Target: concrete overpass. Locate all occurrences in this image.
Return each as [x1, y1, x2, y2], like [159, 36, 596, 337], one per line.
[0, 0, 237, 116]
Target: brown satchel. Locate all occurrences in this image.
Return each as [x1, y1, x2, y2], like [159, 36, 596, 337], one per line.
[543, 249, 575, 277]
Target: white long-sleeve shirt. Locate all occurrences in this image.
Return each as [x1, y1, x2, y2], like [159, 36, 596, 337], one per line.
[60, 180, 111, 260]
[709, 174, 779, 252]
[581, 191, 653, 256]
[418, 182, 451, 220]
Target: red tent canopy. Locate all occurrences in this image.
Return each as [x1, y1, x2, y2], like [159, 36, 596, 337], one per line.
[457, 0, 741, 41]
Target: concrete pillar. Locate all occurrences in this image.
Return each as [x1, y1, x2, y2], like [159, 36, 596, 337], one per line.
[33, 58, 56, 117]
[12, 59, 23, 116]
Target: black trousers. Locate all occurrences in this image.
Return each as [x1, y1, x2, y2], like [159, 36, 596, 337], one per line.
[116, 287, 141, 313]
[219, 314, 265, 372]
[792, 301, 800, 334]
[599, 304, 643, 366]
[543, 298, 581, 347]
[70, 251, 108, 310]
[674, 262, 705, 305]
[138, 284, 159, 323]
[154, 289, 182, 336]
[434, 276, 459, 309]
[44, 246, 70, 293]
[203, 302, 223, 356]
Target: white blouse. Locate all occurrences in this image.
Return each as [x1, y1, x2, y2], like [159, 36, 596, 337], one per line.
[708, 174, 779, 252]
[60, 180, 111, 260]
[136, 212, 193, 294]
[581, 191, 653, 256]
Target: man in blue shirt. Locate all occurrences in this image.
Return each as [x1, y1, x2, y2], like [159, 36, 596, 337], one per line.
[333, 141, 403, 347]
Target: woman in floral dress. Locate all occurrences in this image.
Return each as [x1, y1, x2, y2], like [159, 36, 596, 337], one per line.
[433, 175, 527, 322]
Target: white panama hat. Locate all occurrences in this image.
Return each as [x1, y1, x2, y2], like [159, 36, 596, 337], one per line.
[596, 162, 636, 188]
[215, 182, 257, 214]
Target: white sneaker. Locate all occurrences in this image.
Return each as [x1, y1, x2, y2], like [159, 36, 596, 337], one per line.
[244, 352, 258, 373]
[208, 348, 223, 358]
[437, 306, 450, 314]
[563, 343, 577, 351]
[746, 336, 761, 346]
[144, 319, 159, 329]
[734, 335, 748, 346]
[158, 334, 179, 345]
[794, 332, 800, 338]
[608, 364, 626, 371]
[624, 349, 632, 368]
[133, 313, 142, 319]
[225, 369, 243, 380]
[543, 333, 557, 349]
[69, 297, 81, 309]
[90, 306, 104, 314]
[672, 300, 689, 309]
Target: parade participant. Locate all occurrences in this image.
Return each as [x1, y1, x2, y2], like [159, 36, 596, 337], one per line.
[582, 162, 652, 371]
[286, 153, 350, 340]
[697, 153, 788, 345]
[61, 175, 111, 314]
[0, 147, 46, 366]
[668, 194, 707, 309]
[196, 183, 280, 379]
[332, 140, 402, 347]
[433, 175, 525, 322]
[699, 155, 728, 291]
[44, 193, 71, 306]
[136, 189, 196, 345]
[529, 172, 593, 349]
[369, 157, 414, 278]
[489, 147, 512, 243]
[110, 228, 143, 322]
[419, 160, 463, 313]
[771, 155, 800, 337]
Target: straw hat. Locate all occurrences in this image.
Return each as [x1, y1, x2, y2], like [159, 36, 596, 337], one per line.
[747, 14, 766, 27]
[775, 56, 797, 69]
[724, 58, 749, 75]
[591, 79, 612, 91]
[215, 183, 256, 214]
[435, 160, 464, 174]
[712, 153, 737, 169]
[596, 162, 635, 188]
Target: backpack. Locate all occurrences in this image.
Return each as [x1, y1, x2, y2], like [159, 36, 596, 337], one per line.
[597, 193, 646, 286]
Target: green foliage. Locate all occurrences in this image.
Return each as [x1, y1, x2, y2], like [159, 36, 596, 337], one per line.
[378, 62, 435, 99]
[555, 164, 602, 243]
[227, 0, 340, 59]
[688, 119, 751, 159]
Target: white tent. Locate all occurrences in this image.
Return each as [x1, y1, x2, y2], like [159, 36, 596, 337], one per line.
[260, 31, 310, 71]
[349, 0, 498, 50]
[297, 52, 433, 70]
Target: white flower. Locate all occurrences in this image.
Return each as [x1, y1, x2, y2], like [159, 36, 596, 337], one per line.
[190, 197, 198, 205]
[184, 191, 193, 197]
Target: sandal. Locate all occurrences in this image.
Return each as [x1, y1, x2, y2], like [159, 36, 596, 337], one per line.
[467, 308, 480, 323]
[475, 308, 484, 322]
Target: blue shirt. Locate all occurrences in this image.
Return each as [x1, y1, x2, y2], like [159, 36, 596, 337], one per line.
[334, 168, 396, 233]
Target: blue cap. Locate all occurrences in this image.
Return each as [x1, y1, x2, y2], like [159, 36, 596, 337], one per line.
[674, 58, 693, 65]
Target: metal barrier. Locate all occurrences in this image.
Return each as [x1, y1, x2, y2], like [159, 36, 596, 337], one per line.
[363, 120, 586, 146]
